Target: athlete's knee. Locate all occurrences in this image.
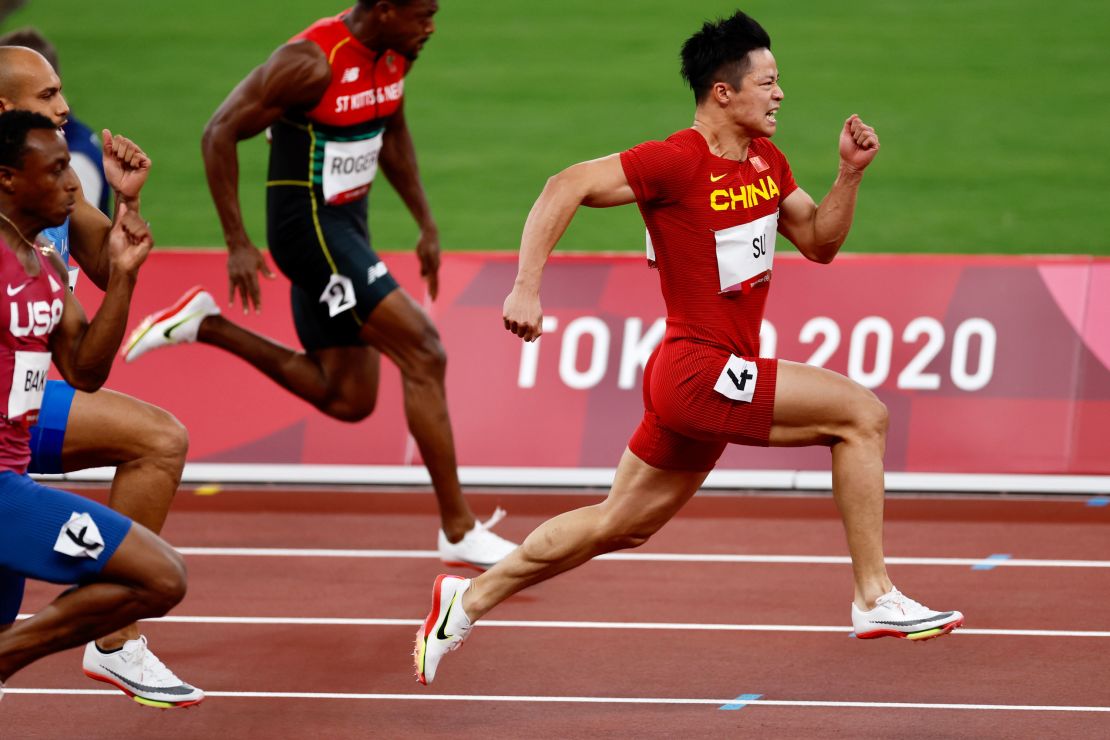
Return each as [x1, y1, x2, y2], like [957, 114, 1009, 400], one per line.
[115, 404, 189, 466]
[594, 512, 661, 552]
[135, 547, 187, 616]
[147, 409, 189, 464]
[847, 389, 888, 445]
[321, 395, 377, 423]
[318, 383, 378, 422]
[407, 323, 447, 380]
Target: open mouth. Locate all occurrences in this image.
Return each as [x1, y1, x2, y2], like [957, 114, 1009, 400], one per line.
[766, 108, 779, 125]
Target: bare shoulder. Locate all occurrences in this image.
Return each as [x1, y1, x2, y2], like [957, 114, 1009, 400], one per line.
[262, 40, 331, 103]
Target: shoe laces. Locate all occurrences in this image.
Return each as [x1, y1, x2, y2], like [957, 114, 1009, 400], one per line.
[121, 636, 179, 685]
[479, 507, 506, 531]
[467, 508, 513, 549]
[449, 623, 472, 650]
[448, 601, 473, 650]
[875, 587, 927, 616]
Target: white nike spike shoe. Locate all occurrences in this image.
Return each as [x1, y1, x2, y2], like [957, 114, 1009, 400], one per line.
[438, 508, 517, 571]
[83, 636, 204, 708]
[415, 574, 473, 685]
[852, 587, 964, 641]
[123, 286, 219, 362]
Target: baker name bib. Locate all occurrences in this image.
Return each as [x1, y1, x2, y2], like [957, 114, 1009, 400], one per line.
[7, 350, 50, 425]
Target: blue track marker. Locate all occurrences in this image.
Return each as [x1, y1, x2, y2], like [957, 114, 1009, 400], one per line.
[1087, 497, 1109, 507]
[720, 693, 763, 711]
[972, 553, 1011, 571]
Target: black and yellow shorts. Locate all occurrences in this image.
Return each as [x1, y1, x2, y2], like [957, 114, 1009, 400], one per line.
[266, 186, 399, 351]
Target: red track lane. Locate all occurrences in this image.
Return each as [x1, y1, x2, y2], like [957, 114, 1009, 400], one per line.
[3, 487, 1109, 738]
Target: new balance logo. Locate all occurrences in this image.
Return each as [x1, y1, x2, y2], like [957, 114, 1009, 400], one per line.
[341, 67, 360, 84]
[367, 262, 389, 285]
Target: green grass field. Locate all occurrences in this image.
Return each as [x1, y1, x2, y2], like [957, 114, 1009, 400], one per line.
[6, 1, 1109, 254]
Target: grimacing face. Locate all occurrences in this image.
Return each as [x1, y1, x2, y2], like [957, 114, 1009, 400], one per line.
[5, 128, 79, 230]
[726, 48, 783, 139]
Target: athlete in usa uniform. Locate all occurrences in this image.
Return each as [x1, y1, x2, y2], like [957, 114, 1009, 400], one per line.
[0, 44, 200, 704]
[415, 11, 963, 684]
[125, 1, 517, 570]
[0, 111, 190, 701]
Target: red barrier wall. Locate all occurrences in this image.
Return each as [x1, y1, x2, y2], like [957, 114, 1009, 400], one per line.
[81, 251, 1109, 475]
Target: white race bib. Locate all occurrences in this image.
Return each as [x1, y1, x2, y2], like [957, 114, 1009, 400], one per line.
[713, 354, 759, 403]
[322, 133, 384, 205]
[8, 350, 50, 423]
[714, 211, 779, 293]
[53, 512, 106, 559]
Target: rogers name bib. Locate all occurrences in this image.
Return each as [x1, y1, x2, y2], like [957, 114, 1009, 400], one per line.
[322, 132, 384, 205]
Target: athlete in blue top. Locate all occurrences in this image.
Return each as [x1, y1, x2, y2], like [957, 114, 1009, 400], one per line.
[0, 45, 202, 706]
[0, 28, 111, 215]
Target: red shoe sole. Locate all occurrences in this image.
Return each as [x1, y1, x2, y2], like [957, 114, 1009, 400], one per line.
[84, 670, 204, 708]
[855, 617, 964, 641]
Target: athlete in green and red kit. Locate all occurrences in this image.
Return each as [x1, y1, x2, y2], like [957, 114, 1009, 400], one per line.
[125, 1, 516, 569]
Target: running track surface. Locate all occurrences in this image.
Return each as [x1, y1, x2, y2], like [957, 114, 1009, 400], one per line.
[4, 486, 1110, 739]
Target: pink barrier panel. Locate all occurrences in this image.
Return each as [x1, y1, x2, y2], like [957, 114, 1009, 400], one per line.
[81, 251, 1109, 475]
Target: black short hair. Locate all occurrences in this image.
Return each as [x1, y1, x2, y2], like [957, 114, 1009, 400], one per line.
[0, 109, 58, 168]
[680, 11, 772, 103]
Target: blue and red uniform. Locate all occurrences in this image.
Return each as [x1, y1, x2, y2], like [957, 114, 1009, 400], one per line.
[620, 129, 798, 471]
[25, 219, 77, 475]
[0, 240, 131, 624]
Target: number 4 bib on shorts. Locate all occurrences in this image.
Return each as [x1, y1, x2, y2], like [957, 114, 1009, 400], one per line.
[713, 354, 759, 403]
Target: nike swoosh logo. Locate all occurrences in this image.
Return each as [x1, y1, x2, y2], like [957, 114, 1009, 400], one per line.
[6, 283, 28, 296]
[710, 173, 727, 182]
[161, 312, 203, 340]
[103, 667, 197, 696]
[436, 592, 458, 641]
[872, 612, 955, 627]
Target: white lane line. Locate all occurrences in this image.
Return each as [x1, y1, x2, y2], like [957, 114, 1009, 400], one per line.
[14, 614, 1109, 637]
[175, 547, 1110, 569]
[3, 688, 1109, 712]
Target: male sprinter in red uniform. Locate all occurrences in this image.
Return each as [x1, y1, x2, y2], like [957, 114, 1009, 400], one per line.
[0, 110, 192, 706]
[416, 11, 963, 683]
[124, 0, 515, 569]
[0, 46, 201, 705]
